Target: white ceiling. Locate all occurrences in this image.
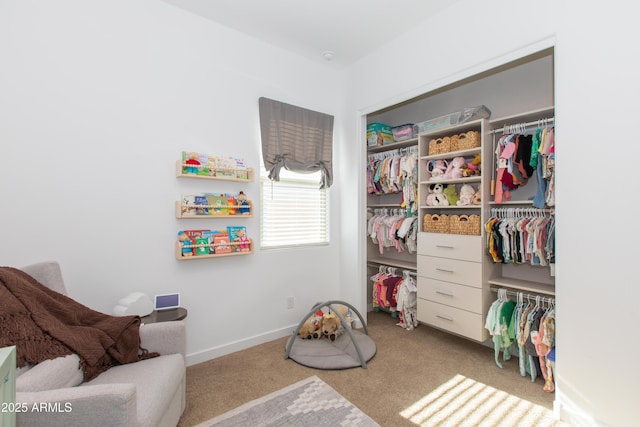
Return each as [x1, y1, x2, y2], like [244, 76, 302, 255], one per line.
[161, 0, 461, 67]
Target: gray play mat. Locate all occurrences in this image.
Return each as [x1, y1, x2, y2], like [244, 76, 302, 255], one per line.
[284, 301, 376, 369]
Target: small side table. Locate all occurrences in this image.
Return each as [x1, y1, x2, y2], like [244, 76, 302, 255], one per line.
[141, 307, 188, 324]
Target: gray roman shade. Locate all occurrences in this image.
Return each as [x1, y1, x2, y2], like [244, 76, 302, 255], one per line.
[259, 97, 334, 189]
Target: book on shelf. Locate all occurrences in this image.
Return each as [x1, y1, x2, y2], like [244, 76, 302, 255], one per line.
[213, 233, 232, 254]
[227, 225, 250, 252]
[181, 195, 197, 216]
[206, 193, 228, 215]
[194, 195, 209, 215]
[181, 151, 248, 178]
[202, 230, 222, 254]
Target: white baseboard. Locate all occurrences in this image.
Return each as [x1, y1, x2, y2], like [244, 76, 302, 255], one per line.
[186, 324, 296, 366]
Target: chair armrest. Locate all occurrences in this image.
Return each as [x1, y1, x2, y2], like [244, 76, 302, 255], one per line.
[16, 384, 136, 427]
[139, 320, 186, 359]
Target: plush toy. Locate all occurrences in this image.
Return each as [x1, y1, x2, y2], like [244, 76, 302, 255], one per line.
[329, 304, 353, 329]
[443, 184, 460, 206]
[471, 187, 482, 205]
[461, 154, 481, 177]
[185, 152, 201, 174]
[299, 310, 324, 339]
[443, 156, 465, 179]
[426, 183, 449, 206]
[237, 191, 251, 215]
[321, 312, 343, 342]
[457, 184, 476, 206]
[427, 159, 448, 180]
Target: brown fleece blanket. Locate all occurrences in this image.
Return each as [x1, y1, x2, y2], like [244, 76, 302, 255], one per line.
[0, 267, 157, 382]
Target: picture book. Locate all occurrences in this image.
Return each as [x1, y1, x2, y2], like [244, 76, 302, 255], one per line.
[195, 237, 209, 256]
[202, 230, 222, 254]
[227, 225, 250, 252]
[226, 194, 237, 215]
[213, 233, 232, 254]
[194, 195, 209, 215]
[177, 229, 209, 257]
[205, 193, 228, 215]
[181, 195, 197, 216]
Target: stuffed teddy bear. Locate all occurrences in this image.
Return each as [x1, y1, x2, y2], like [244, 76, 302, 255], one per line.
[462, 154, 482, 177]
[443, 184, 460, 206]
[471, 187, 482, 205]
[321, 312, 343, 342]
[427, 159, 448, 180]
[299, 310, 324, 339]
[457, 184, 476, 206]
[443, 156, 465, 179]
[426, 183, 449, 206]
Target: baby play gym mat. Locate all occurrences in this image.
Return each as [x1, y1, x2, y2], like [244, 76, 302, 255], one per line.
[284, 301, 376, 369]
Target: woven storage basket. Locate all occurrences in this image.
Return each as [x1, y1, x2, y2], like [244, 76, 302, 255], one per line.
[449, 214, 481, 235]
[428, 136, 451, 155]
[423, 214, 450, 233]
[451, 131, 480, 151]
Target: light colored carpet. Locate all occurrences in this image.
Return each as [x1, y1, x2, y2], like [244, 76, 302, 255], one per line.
[193, 375, 379, 427]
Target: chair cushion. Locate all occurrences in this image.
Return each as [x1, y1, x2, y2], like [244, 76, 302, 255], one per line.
[83, 354, 185, 427]
[16, 354, 83, 392]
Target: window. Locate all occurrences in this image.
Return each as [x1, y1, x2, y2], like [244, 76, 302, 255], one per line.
[260, 169, 329, 249]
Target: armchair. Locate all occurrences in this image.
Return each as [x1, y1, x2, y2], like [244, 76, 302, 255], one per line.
[10, 261, 186, 427]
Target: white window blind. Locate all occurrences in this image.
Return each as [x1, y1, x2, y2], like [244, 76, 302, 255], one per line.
[260, 170, 329, 249]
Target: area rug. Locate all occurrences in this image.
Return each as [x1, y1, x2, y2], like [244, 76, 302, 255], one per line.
[194, 375, 379, 427]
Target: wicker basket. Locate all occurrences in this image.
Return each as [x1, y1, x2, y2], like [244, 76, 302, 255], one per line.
[449, 214, 481, 235]
[428, 136, 451, 155]
[423, 214, 450, 233]
[451, 131, 480, 151]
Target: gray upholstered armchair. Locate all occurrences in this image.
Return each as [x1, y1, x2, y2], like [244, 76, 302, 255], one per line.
[12, 261, 186, 427]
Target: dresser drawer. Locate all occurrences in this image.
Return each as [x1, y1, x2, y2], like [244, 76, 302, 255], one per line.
[417, 233, 481, 262]
[417, 299, 488, 341]
[417, 255, 482, 288]
[417, 277, 483, 313]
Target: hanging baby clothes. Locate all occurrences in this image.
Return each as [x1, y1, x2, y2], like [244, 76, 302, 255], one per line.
[395, 270, 418, 331]
[485, 289, 516, 368]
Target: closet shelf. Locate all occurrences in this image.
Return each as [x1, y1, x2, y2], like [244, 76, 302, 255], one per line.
[420, 147, 481, 162]
[367, 137, 418, 153]
[420, 205, 481, 210]
[419, 176, 481, 186]
[367, 257, 416, 271]
[488, 277, 555, 296]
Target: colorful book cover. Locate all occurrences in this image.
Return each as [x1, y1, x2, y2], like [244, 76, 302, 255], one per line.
[205, 193, 228, 215]
[213, 233, 232, 254]
[202, 230, 222, 254]
[194, 195, 209, 215]
[227, 226, 250, 252]
[226, 194, 237, 215]
[195, 238, 209, 255]
[181, 195, 197, 216]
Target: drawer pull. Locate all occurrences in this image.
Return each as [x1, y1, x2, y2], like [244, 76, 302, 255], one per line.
[436, 290, 454, 297]
[436, 267, 454, 273]
[436, 245, 454, 249]
[436, 314, 454, 322]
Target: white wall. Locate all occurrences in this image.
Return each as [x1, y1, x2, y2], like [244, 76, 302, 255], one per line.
[341, 0, 639, 426]
[0, 0, 345, 365]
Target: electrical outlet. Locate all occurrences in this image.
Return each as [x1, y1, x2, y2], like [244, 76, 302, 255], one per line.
[286, 296, 294, 309]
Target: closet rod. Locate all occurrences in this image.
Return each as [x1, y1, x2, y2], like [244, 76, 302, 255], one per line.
[490, 287, 555, 302]
[367, 262, 417, 276]
[490, 117, 555, 135]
